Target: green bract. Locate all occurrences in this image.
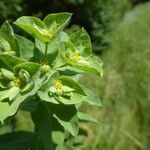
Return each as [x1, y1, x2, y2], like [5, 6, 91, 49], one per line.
[59, 29, 103, 76]
[0, 12, 103, 149]
[14, 13, 72, 42]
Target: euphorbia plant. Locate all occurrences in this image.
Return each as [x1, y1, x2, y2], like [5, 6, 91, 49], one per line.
[0, 12, 103, 149]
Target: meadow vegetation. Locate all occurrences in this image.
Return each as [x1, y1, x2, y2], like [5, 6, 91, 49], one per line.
[81, 3, 150, 150]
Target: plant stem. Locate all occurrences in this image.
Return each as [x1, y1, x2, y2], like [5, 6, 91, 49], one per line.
[45, 42, 48, 57]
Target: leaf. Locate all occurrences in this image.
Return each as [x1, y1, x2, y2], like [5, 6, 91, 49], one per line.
[69, 28, 92, 55]
[0, 21, 15, 43]
[33, 70, 58, 94]
[51, 116, 65, 145]
[0, 36, 12, 52]
[0, 90, 9, 101]
[0, 54, 26, 70]
[52, 131, 65, 145]
[38, 91, 58, 104]
[0, 21, 19, 54]
[59, 76, 86, 96]
[14, 13, 72, 42]
[83, 87, 102, 106]
[14, 62, 40, 76]
[72, 55, 103, 76]
[1, 68, 14, 80]
[15, 34, 34, 60]
[44, 13, 72, 29]
[77, 112, 98, 124]
[57, 66, 83, 81]
[54, 114, 78, 136]
[8, 86, 20, 101]
[21, 81, 34, 94]
[46, 103, 78, 136]
[58, 93, 87, 105]
[14, 16, 50, 42]
[0, 94, 28, 124]
[35, 38, 46, 54]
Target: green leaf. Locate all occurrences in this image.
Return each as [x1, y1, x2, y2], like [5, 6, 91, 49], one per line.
[59, 76, 86, 96]
[1, 68, 14, 80]
[77, 112, 98, 124]
[0, 54, 26, 70]
[0, 21, 19, 54]
[51, 116, 65, 145]
[14, 16, 50, 42]
[0, 36, 12, 52]
[44, 13, 72, 39]
[58, 92, 86, 105]
[0, 94, 28, 123]
[52, 131, 65, 145]
[35, 38, 46, 54]
[83, 87, 102, 106]
[0, 90, 9, 101]
[46, 103, 78, 136]
[72, 55, 103, 76]
[54, 114, 78, 136]
[14, 62, 40, 76]
[57, 66, 83, 81]
[69, 28, 92, 55]
[21, 81, 34, 94]
[14, 13, 72, 42]
[8, 86, 20, 101]
[38, 91, 58, 104]
[15, 34, 34, 60]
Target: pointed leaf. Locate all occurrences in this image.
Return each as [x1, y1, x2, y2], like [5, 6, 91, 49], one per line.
[46, 103, 78, 136]
[14, 16, 50, 42]
[77, 112, 98, 124]
[0, 90, 9, 101]
[44, 12, 72, 35]
[0, 54, 26, 70]
[70, 28, 92, 55]
[14, 62, 40, 76]
[1, 68, 14, 80]
[0, 36, 12, 52]
[84, 87, 102, 106]
[59, 76, 86, 96]
[15, 34, 34, 60]
[0, 21, 19, 54]
[8, 86, 20, 101]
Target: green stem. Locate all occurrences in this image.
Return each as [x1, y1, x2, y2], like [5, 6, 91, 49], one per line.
[31, 102, 53, 150]
[45, 42, 48, 57]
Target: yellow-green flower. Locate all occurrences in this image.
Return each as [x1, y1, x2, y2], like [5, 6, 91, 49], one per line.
[49, 79, 74, 97]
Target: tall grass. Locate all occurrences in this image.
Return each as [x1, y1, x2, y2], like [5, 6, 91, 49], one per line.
[81, 3, 150, 150]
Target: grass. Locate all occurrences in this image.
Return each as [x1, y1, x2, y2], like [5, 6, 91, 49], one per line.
[81, 2, 150, 150]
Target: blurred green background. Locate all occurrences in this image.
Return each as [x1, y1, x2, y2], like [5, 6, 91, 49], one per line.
[0, 0, 150, 149]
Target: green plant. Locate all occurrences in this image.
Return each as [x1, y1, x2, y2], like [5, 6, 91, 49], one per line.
[0, 12, 103, 149]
